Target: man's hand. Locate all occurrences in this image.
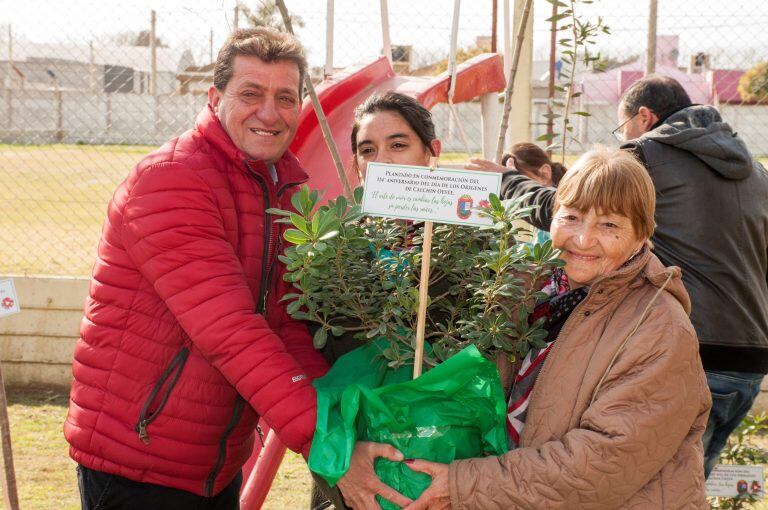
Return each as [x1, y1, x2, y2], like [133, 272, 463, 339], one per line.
[336, 441, 412, 510]
[464, 158, 507, 173]
[402, 460, 450, 510]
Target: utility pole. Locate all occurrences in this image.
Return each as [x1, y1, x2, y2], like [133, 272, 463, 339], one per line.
[150, 10, 157, 96]
[325, 0, 334, 77]
[380, 0, 392, 65]
[491, 0, 498, 53]
[645, 0, 658, 75]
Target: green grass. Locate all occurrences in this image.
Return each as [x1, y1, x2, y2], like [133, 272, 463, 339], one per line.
[2, 144, 767, 277]
[1, 144, 157, 276]
[0, 146, 482, 277]
[1, 384, 766, 509]
[0, 384, 312, 509]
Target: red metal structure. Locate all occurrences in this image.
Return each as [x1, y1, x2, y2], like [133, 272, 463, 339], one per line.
[238, 53, 506, 509]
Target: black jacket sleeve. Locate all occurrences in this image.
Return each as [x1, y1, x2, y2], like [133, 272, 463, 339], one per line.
[499, 170, 556, 231]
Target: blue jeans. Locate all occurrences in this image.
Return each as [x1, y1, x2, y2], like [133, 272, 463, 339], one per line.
[702, 370, 764, 478]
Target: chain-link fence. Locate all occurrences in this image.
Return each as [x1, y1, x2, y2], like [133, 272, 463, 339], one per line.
[2, 0, 768, 277]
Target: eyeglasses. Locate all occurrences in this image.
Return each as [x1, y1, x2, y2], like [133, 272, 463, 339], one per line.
[612, 113, 638, 142]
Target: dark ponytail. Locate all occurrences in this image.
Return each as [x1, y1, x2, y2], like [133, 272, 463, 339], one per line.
[508, 142, 568, 187]
[549, 161, 567, 186]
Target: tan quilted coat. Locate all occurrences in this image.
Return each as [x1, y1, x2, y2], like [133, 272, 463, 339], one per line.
[449, 248, 711, 509]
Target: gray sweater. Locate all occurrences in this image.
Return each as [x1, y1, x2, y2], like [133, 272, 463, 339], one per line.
[500, 105, 768, 373]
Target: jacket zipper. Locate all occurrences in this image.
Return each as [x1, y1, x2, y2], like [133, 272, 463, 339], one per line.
[201, 164, 304, 495]
[244, 162, 275, 316]
[203, 397, 245, 496]
[244, 161, 304, 317]
[201, 163, 280, 496]
[135, 347, 190, 445]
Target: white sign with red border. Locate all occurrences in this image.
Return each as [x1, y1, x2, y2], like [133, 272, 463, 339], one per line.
[361, 162, 501, 227]
[0, 279, 20, 318]
[706, 464, 764, 499]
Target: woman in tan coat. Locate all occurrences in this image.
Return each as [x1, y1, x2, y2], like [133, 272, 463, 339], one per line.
[403, 148, 712, 510]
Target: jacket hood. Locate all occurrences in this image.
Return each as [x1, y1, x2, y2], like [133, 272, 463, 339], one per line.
[640, 253, 691, 315]
[642, 104, 753, 180]
[590, 244, 691, 316]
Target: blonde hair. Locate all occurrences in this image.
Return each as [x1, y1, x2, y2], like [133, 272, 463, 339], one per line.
[554, 148, 656, 239]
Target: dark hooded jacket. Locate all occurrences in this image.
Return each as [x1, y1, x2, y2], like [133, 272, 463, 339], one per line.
[500, 105, 768, 373]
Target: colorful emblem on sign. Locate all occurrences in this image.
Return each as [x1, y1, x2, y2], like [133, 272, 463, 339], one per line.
[456, 194, 473, 220]
[737, 480, 749, 495]
[1, 297, 13, 310]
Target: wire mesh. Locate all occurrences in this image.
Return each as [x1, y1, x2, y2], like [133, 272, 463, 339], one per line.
[1, 0, 767, 276]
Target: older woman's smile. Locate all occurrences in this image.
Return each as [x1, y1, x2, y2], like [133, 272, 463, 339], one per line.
[551, 206, 644, 289]
[565, 250, 600, 261]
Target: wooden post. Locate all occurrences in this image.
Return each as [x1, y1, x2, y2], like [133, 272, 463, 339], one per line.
[234, 5, 240, 31]
[491, 0, 498, 53]
[54, 81, 63, 142]
[6, 26, 13, 130]
[494, 0, 533, 164]
[150, 10, 157, 96]
[0, 363, 19, 510]
[150, 10, 159, 137]
[413, 156, 438, 379]
[380, 0, 392, 65]
[503, 0, 511, 77]
[209, 29, 214, 64]
[274, 0, 352, 198]
[105, 93, 112, 139]
[325, 0, 334, 77]
[89, 41, 98, 92]
[645, 0, 658, 76]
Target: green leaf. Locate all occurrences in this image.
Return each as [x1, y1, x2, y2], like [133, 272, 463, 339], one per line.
[488, 193, 502, 211]
[291, 187, 306, 215]
[283, 229, 310, 245]
[290, 213, 311, 235]
[353, 186, 364, 205]
[536, 132, 559, 142]
[546, 12, 570, 23]
[265, 208, 292, 217]
[313, 327, 328, 349]
[286, 299, 302, 315]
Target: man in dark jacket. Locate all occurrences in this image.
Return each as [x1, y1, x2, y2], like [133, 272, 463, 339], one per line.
[501, 75, 768, 477]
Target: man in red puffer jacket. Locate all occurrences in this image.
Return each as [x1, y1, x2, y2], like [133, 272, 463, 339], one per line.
[64, 28, 332, 509]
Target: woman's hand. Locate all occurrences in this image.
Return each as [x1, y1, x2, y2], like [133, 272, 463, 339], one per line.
[402, 460, 451, 510]
[464, 158, 507, 173]
[336, 441, 412, 510]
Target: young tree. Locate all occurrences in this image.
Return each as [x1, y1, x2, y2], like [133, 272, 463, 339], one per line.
[738, 61, 768, 104]
[238, 0, 304, 30]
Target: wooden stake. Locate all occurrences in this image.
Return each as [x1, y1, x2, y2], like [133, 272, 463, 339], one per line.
[274, 0, 353, 199]
[494, 0, 533, 164]
[0, 362, 19, 510]
[413, 157, 438, 379]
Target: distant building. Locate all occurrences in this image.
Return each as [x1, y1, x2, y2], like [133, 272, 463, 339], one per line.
[0, 41, 195, 94]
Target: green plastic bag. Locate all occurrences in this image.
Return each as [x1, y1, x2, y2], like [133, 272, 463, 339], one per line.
[309, 339, 509, 509]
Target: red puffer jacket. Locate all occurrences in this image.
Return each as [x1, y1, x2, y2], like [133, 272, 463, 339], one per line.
[64, 104, 328, 497]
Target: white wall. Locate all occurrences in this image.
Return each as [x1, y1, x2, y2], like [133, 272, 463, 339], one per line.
[0, 276, 88, 387]
[0, 89, 207, 145]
